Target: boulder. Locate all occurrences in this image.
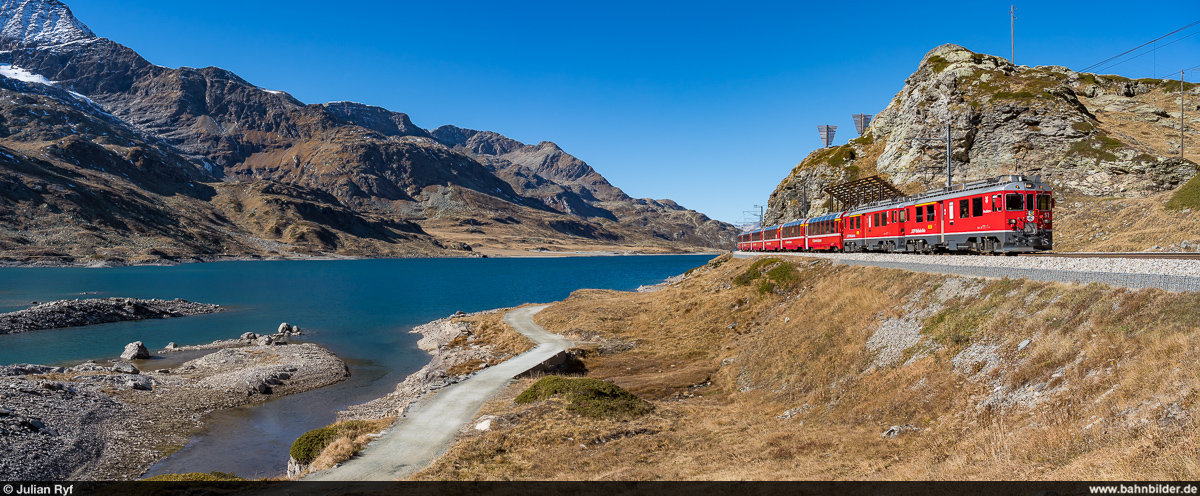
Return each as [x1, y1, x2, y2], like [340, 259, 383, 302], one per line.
[111, 362, 139, 375]
[256, 383, 273, 394]
[255, 335, 275, 346]
[240, 332, 258, 341]
[126, 376, 153, 390]
[120, 341, 149, 360]
[164, 342, 178, 350]
[882, 424, 917, 438]
[277, 322, 292, 335]
[287, 457, 308, 478]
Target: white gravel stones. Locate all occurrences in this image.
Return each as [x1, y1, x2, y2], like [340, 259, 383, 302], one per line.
[791, 252, 1200, 278]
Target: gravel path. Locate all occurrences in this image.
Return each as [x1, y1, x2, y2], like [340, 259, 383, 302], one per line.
[306, 305, 570, 481]
[735, 252, 1200, 292]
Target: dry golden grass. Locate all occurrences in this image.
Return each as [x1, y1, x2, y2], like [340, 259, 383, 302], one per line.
[413, 256, 1200, 480]
[299, 417, 395, 475]
[1052, 191, 1200, 252]
[1081, 88, 1200, 166]
[450, 311, 535, 358]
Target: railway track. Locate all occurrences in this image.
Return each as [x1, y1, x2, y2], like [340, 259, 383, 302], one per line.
[1022, 252, 1200, 260]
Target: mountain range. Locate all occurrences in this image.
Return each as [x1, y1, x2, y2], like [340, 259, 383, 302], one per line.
[0, 0, 736, 264]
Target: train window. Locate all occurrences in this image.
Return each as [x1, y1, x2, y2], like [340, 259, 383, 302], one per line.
[960, 200, 969, 218]
[927, 204, 936, 222]
[972, 197, 983, 217]
[1038, 194, 1052, 211]
[1027, 193, 1035, 211]
[1006, 193, 1023, 211]
[915, 207, 924, 223]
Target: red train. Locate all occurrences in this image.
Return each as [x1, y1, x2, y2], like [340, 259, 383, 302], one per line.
[739, 175, 1054, 254]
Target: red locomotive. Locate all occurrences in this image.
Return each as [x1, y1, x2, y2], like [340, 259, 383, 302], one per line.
[738, 175, 1054, 254]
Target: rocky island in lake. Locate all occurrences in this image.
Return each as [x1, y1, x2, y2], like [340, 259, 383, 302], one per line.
[0, 298, 224, 335]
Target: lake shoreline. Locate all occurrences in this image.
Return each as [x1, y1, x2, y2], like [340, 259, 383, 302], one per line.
[0, 334, 349, 480]
[0, 248, 724, 269]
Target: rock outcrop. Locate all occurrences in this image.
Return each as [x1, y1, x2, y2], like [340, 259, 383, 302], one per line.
[765, 44, 1199, 225]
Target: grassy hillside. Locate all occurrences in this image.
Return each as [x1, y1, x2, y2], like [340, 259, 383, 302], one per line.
[415, 255, 1200, 480]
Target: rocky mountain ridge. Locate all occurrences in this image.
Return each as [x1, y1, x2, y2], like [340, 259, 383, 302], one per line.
[764, 44, 1199, 228]
[0, 0, 91, 47]
[0, 0, 735, 263]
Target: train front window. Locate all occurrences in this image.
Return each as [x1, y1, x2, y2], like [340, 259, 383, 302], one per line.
[1006, 193, 1024, 211]
[1038, 194, 1052, 211]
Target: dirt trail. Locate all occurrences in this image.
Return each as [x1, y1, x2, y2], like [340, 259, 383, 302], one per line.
[305, 305, 566, 481]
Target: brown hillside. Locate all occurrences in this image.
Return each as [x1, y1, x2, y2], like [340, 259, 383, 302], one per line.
[415, 255, 1200, 480]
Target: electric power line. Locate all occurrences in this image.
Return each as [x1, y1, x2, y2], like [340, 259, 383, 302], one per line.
[1081, 19, 1200, 73]
[1093, 30, 1200, 74]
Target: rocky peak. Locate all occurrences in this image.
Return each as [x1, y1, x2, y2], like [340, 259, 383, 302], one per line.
[0, 0, 94, 47]
[432, 125, 525, 156]
[322, 101, 432, 139]
[763, 44, 1197, 225]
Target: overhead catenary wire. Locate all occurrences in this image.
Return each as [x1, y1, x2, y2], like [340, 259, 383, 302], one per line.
[1080, 20, 1200, 73]
[1093, 30, 1200, 74]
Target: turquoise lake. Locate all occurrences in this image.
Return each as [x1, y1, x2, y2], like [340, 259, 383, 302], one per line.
[0, 254, 716, 478]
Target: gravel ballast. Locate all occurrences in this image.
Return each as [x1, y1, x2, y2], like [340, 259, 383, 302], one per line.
[737, 252, 1200, 292]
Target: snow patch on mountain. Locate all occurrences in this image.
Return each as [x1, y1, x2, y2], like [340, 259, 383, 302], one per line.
[0, 0, 94, 46]
[0, 62, 50, 84]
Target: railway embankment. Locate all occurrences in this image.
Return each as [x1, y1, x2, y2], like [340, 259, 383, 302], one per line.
[738, 251, 1200, 293]
[409, 254, 1200, 480]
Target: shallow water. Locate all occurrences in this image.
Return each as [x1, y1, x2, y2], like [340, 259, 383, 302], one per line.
[0, 255, 715, 478]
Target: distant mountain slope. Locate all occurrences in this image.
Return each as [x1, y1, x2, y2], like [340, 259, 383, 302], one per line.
[764, 44, 1198, 228]
[432, 125, 735, 248]
[0, 0, 735, 262]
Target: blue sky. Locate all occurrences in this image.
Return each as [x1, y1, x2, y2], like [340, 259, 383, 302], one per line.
[72, 1, 1199, 224]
